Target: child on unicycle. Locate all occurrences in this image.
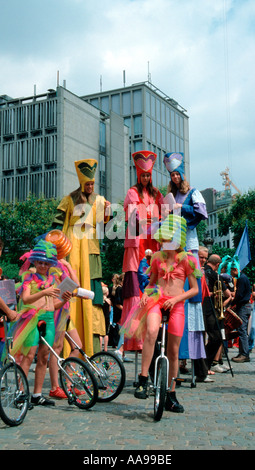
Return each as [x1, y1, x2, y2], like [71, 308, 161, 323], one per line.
[121, 214, 202, 413]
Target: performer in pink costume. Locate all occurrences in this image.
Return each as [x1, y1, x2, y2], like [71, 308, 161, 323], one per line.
[120, 150, 164, 353]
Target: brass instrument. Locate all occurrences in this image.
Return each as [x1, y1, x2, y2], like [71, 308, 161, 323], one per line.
[213, 275, 225, 320]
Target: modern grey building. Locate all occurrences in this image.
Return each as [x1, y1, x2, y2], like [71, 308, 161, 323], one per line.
[0, 81, 190, 205]
[82, 81, 190, 189]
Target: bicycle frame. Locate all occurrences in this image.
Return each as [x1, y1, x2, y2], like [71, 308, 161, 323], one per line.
[64, 330, 98, 374]
[37, 323, 78, 387]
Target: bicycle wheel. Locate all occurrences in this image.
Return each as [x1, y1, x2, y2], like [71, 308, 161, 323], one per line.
[154, 357, 167, 422]
[89, 351, 126, 402]
[59, 357, 98, 410]
[0, 362, 29, 426]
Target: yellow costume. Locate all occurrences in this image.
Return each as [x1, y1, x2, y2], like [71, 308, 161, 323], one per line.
[53, 159, 109, 356]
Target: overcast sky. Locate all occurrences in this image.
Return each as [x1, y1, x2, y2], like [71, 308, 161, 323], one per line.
[1, 0, 254, 194]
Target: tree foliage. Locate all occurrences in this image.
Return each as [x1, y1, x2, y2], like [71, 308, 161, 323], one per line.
[0, 194, 59, 267]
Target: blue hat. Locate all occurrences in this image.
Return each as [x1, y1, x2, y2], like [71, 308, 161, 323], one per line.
[163, 152, 185, 180]
[29, 240, 58, 266]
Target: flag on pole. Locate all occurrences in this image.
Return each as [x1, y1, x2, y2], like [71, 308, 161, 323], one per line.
[235, 220, 251, 271]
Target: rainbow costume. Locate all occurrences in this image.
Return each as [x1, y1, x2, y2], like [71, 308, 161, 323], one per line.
[11, 240, 58, 357]
[120, 215, 202, 341]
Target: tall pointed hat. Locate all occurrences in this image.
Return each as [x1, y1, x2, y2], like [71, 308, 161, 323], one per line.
[163, 152, 185, 180]
[75, 159, 98, 191]
[132, 150, 157, 183]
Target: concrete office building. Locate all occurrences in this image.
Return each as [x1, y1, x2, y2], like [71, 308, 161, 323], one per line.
[0, 86, 129, 204]
[0, 81, 189, 205]
[82, 81, 190, 189]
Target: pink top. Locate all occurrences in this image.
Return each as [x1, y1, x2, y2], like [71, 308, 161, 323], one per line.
[149, 251, 199, 283]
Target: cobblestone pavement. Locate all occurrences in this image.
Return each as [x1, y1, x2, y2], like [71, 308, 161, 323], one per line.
[0, 347, 255, 452]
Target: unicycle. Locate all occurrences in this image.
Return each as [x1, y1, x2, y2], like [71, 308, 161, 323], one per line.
[153, 309, 169, 422]
[64, 320, 126, 402]
[0, 312, 30, 426]
[37, 321, 98, 409]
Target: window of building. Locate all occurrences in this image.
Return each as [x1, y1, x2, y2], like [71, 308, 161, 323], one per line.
[176, 114, 180, 135]
[151, 119, 156, 142]
[122, 92, 131, 115]
[146, 91, 151, 114]
[45, 135, 57, 163]
[156, 123, 161, 146]
[99, 154, 106, 192]
[133, 115, 142, 137]
[101, 96, 109, 114]
[3, 108, 15, 135]
[99, 122, 106, 153]
[161, 103, 166, 125]
[146, 116, 150, 139]
[90, 98, 99, 108]
[161, 127, 166, 148]
[156, 99, 161, 121]
[16, 174, 28, 201]
[133, 140, 142, 152]
[124, 117, 131, 137]
[17, 140, 28, 168]
[45, 100, 57, 128]
[166, 130, 171, 150]
[133, 89, 142, 114]
[2, 142, 14, 169]
[30, 137, 43, 166]
[179, 115, 184, 137]
[31, 102, 43, 130]
[44, 170, 57, 198]
[111, 94, 120, 114]
[166, 107, 170, 128]
[17, 106, 29, 134]
[170, 110, 175, 131]
[1, 176, 14, 203]
[151, 95, 155, 118]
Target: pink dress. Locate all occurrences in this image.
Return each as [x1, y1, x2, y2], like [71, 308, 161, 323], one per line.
[121, 186, 164, 351]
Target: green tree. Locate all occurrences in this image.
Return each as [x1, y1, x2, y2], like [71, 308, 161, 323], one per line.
[0, 194, 59, 269]
[218, 190, 255, 282]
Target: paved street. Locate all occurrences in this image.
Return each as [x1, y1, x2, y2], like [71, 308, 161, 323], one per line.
[1, 346, 255, 453]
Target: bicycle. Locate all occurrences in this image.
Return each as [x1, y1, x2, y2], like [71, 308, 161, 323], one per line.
[0, 311, 30, 426]
[64, 320, 126, 402]
[37, 321, 98, 410]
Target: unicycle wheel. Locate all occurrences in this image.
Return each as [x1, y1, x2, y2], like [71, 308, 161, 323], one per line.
[154, 357, 167, 422]
[60, 357, 98, 409]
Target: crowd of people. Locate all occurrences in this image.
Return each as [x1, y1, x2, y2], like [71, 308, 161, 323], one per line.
[0, 152, 254, 416]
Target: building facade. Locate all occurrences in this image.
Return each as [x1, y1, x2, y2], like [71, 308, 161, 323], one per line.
[82, 81, 190, 189]
[0, 81, 190, 205]
[0, 86, 129, 204]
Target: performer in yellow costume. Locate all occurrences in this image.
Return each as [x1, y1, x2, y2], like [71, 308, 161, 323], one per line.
[53, 159, 110, 356]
